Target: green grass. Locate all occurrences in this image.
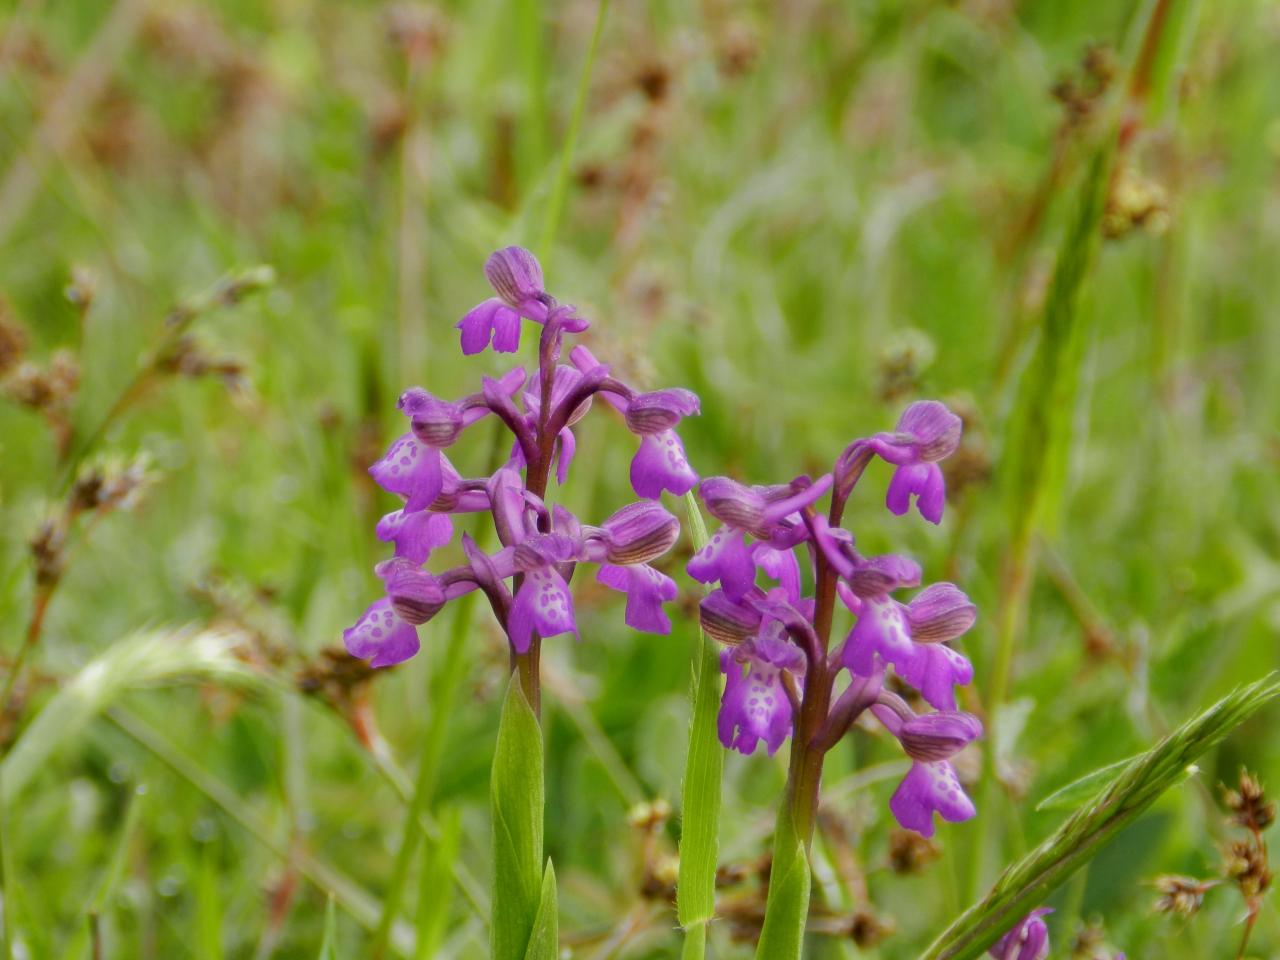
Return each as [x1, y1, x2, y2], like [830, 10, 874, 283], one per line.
[1, 0, 1279, 957]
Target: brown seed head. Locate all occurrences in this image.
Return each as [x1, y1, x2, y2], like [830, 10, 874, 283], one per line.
[888, 828, 941, 874]
[1222, 768, 1276, 832]
[1153, 874, 1214, 916]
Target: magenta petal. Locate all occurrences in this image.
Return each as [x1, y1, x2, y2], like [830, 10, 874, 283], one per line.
[508, 568, 577, 652]
[989, 909, 1053, 960]
[490, 305, 522, 352]
[687, 526, 755, 601]
[887, 461, 946, 524]
[630, 429, 698, 499]
[555, 427, 576, 485]
[376, 510, 454, 564]
[369, 434, 444, 511]
[841, 596, 912, 676]
[899, 642, 974, 711]
[718, 650, 793, 756]
[457, 299, 509, 355]
[889, 760, 976, 838]
[597, 563, 678, 634]
[343, 598, 420, 668]
[753, 544, 802, 604]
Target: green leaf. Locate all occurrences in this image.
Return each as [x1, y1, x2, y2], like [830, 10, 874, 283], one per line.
[1034, 755, 1139, 812]
[924, 673, 1280, 960]
[318, 896, 339, 960]
[754, 809, 811, 960]
[490, 674, 547, 960]
[677, 492, 724, 934]
[522, 861, 559, 960]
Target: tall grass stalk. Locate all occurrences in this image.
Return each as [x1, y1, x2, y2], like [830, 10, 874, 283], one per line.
[931, 674, 1280, 960]
[370, 593, 480, 958]
[676, 492, 723, 959]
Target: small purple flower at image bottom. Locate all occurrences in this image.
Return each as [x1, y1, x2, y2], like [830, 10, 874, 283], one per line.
[989, 908, 1053, 960]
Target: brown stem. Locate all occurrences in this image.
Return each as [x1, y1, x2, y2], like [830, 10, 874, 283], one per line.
[2, 584, 54, 714]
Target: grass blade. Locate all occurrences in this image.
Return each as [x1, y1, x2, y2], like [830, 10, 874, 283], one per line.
[370, 593, 480, 958]
[538, 0, 610, 255]
[925, 673, 1280, 960]
[676, 492, 724, 944]
[318, 895, 339, 960]
[106, 707, 409, 953]
[1034, 755, 1138, 812]
[415, 806, 462, 960]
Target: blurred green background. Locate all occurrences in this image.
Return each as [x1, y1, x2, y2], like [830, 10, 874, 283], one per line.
[1, 0, 1277, 957]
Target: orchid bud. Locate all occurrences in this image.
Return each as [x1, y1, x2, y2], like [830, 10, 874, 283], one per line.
[896, 401, 961, 462]
[846, 554, 922, 598]
[905, 583, 976, 642]
[699, 476, 767, 529]
[399, 388, 465, 447]
[484, 246, 546, 311]
[898, 711, 982, 762]
[624, 389, 700, 435]
[600, 501, 680, 565]
[699, 589, 761, 645]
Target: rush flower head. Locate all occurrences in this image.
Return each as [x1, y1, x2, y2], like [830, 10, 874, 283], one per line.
[989, 908, 1052, 960]
[346, 248, 698, 680]
[687, 398, 978, 837]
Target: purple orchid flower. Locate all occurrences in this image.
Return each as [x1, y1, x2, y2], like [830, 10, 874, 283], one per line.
[347, 247, 696, 689]
[457, 247, 588, 355]
[838, 566, 977, 712]
[569, 346, 700, 499]
[865, 400, 962, 524]
[688, 475, 832, 602]
[873, 700, 981, 837]
[686, 398, 978, 843]
[989, 908, 1053, 960]
[718, 626, 805, 756]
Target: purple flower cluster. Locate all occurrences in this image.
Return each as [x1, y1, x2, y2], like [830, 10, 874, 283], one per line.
[344, 248, 698, 676]
[689, 401, 982, 838]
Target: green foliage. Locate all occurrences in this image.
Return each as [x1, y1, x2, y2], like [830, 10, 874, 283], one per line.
[0, 0, 1278, 956]
[490, 674, 550, 960]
